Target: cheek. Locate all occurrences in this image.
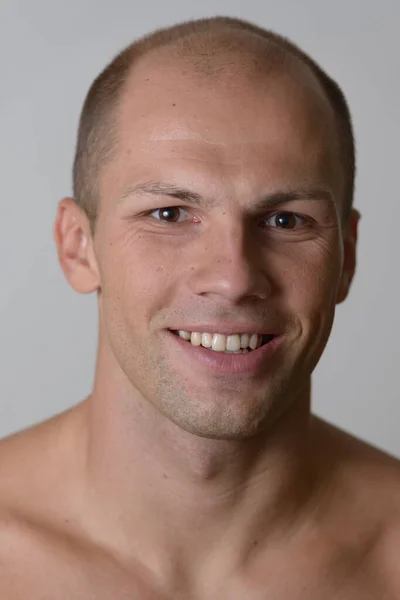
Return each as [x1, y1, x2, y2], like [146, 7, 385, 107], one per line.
[98, 228, 179, 326]
[281, 241, 342, 316]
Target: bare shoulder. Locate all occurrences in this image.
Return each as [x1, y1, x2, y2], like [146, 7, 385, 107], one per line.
[0, 405, 79, 531]
[0, 407, 149, 599]
[312, 416, 400, 597]
[0, 404, 94, 596]
[0, 404, 85, 510]
[312, 415, 400, 495]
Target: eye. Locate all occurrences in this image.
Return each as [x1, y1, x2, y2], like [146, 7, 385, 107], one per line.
[150, 207, 190, 223]
[262, 211, 309, 229]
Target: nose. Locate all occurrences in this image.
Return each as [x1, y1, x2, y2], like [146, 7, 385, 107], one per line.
[187, 221, 272, 304]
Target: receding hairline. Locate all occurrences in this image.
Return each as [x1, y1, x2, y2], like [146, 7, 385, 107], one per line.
[115, 31, 341, 209]
[130, 25, 292, 73]
[117, 24, 326, 116]
[72, 17, 355, 236]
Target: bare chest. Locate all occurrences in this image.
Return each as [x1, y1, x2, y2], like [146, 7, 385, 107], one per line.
[0, 547, 393, 600]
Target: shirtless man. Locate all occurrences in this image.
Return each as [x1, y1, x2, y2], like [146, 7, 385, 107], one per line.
[0, 15, 399, 599]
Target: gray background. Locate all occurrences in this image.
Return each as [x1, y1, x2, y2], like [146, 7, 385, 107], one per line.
[0, 0, 399, 454]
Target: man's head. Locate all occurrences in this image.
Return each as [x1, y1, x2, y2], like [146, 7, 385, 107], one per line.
[72, 17, 356, 236]
[54, 16, 360, 440]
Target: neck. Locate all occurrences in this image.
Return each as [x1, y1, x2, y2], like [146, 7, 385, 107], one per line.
[77, 345, 319, 591]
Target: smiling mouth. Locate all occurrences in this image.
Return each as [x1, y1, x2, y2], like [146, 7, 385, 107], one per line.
[170, 330, 276, 354]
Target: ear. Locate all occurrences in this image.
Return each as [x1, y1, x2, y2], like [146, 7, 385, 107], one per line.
[53, 197, 100, 294]
[336, 208, 361, 305]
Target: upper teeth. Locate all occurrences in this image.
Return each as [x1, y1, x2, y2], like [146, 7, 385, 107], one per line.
[177, 331, 262, 352]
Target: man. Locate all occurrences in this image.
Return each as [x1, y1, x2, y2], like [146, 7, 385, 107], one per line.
[0, 15, 399, 599]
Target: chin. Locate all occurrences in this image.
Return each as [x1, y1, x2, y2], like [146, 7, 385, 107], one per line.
[157, 388, 284, 441]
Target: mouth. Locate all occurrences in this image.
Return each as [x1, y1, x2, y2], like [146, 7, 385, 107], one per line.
[168, 329, 282, 375]
[170, 330, 276, 354]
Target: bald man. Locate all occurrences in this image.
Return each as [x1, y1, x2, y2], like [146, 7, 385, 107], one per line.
[1, 16, 399, 600]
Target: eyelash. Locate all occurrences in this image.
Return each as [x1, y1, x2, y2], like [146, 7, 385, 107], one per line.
[148, 207, 312, 229]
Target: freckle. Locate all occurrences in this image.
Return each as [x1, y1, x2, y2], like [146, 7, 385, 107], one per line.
[163, 474, 169, 479]
[172, 103, 176, 107]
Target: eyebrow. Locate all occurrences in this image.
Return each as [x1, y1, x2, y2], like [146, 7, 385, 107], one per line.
[118, 180, 334, 211]
[118, 181, 204, 205]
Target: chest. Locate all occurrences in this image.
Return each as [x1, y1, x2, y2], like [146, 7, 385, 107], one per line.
[0, 554, 389, 600]
[0, 528, 391, 600]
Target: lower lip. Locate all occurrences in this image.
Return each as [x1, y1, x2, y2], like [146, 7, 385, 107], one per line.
[169, 332, 284, 375]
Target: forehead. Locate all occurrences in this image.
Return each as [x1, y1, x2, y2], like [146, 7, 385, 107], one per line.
[103, 49, 343, 202]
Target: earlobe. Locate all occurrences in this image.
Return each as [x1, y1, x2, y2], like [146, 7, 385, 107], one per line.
[53, 197, 100, 294]
[335, 208, 361, 305]
[336, 272, 350, 305]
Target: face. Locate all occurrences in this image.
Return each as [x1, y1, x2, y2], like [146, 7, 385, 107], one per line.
[63, 53, 358, 440]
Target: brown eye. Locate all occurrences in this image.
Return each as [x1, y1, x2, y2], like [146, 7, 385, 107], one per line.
[153, 207, 185, 223]
[159, 207, 180, 222]
[264, 212, 304, 229]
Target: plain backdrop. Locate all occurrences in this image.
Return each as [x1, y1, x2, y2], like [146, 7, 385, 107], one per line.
[0, 0, 399, 455]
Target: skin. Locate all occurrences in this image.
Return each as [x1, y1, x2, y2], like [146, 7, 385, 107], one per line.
[0, 45, 400, 599]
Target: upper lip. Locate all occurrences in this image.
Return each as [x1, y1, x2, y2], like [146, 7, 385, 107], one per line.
[168, 325, 279, 335]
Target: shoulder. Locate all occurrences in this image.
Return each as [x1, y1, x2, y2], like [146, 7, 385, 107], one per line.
[312, 414, 400, 485]
[0, 406, 90, 593]
[312, 416, 400, 597]
[0, 406, 79, 509]
[0, 403, 87, 543]
[312, 415, 400, 521]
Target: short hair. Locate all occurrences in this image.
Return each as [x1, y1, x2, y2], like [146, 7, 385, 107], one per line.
[72, 16, 356, 236]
